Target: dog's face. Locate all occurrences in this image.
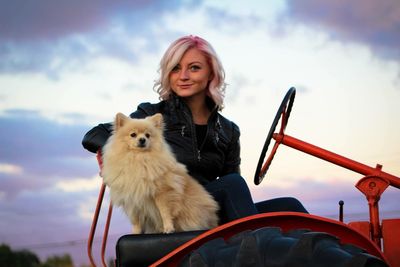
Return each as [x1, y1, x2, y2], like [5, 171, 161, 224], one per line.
[113, 113, 163, 151]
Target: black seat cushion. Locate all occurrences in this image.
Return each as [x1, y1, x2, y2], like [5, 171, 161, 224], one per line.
[116, 230, 205, 267]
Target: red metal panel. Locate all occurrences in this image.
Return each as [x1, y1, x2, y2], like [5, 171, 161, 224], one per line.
[348, 221, 370, 239]
[382, 219, 400, 267]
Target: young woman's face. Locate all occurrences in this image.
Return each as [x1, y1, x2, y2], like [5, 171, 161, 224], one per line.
[169, 48, 212, 100]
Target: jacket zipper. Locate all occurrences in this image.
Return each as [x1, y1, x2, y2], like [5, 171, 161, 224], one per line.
[197, 125, 210, 162]
[197, 149, 201, 161]
[181, 124, 201, 162]
[182, 110, 201, 162]
[181, 103, 217, 163]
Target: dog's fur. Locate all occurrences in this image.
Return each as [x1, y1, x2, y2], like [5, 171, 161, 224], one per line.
[102, 113, 219, 234]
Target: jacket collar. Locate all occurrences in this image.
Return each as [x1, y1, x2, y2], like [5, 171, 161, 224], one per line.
[167, 93, 219, 125]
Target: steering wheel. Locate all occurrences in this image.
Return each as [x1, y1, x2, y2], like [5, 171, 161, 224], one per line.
[254, 87, 296, 185]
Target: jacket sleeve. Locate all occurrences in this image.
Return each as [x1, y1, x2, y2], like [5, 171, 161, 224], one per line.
[81, 102, 156, 153]
[129, 102, 154, 118]
[221, 122, 241, 175]
[81, 123, 113, 153]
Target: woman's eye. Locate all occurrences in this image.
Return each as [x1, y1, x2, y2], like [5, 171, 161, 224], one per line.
[190, 65, 201, 71]
[145, 133, 150, 138]
[171, 65, 180, 72]
[130, 133, 137, 138]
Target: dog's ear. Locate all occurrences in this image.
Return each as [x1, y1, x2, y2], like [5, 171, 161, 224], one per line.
[115, 113, 129, 130]
[149, 113, 163, 129]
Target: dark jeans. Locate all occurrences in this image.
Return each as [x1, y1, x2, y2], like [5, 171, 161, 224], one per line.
[204, 173, 308, 224]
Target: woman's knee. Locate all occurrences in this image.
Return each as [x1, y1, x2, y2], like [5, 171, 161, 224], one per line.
[256, 197, 308, 213]
[283, 197, 307, 212]
[218, 173, 247, 187]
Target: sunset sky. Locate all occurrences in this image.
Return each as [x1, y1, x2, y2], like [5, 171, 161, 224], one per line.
[1, 0, 399, 265]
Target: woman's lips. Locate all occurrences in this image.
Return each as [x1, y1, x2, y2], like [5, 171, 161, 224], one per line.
[178, 84, 193, 89]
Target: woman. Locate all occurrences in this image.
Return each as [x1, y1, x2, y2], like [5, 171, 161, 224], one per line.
[82, 35, 307, 224]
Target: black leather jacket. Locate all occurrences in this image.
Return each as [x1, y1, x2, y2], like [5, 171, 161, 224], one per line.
[82, 96, 241, 185]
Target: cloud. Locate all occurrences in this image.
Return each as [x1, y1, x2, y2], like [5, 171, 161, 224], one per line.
[0, 0, 199, 76]
[78, 195, 100, 221]
[282, 0, 400, 61]
[0, 187, 99, 244]
[0, 110, 98, 198]
[203, 6, 263, 34]
[0, 109, 89, 159]
[55, 175, 101, 192]
[0, 39, 90, 78]
[0, 163, 23, 175]
[0, 174, 48, 200]
[0, 0, 185, 41]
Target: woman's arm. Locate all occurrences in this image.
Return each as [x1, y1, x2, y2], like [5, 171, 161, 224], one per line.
[81, 123, 113, 153]
[221, 121, 241, 175]
[81, 102, 157, 153]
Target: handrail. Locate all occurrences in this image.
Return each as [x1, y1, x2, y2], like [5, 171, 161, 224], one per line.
[87, 150, 114, 267]
[87, 183, 106, 267]
[101, 202, 113, 267]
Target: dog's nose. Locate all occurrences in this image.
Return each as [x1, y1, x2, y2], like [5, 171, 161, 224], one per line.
[138, 138, 146, 146]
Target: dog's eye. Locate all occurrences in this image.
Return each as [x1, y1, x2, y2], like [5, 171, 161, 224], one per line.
[130, 133, 137, 138]
[145, 133, 150, 138]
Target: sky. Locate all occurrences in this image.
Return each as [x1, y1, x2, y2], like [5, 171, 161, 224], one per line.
[0, 0, 399, 266]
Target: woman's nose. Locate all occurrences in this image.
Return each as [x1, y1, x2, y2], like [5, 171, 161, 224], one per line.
[179, 68, 189, 80]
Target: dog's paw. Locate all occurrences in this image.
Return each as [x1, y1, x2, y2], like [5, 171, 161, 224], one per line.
[132, 225, 142, 234]
[163, 224, 175, 234]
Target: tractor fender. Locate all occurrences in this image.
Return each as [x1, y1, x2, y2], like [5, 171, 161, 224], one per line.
[151, 212, 388, 266]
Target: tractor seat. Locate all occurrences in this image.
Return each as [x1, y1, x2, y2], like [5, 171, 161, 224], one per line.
[116, 230, 205, 267]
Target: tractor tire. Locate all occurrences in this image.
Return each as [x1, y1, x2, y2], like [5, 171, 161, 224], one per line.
[179, 227, 388, 267]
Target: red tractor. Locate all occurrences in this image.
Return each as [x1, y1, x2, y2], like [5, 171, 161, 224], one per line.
[87, 88, 399, 266]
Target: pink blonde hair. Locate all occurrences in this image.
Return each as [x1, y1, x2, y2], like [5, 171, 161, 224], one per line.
[153, 35, 226, 109]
